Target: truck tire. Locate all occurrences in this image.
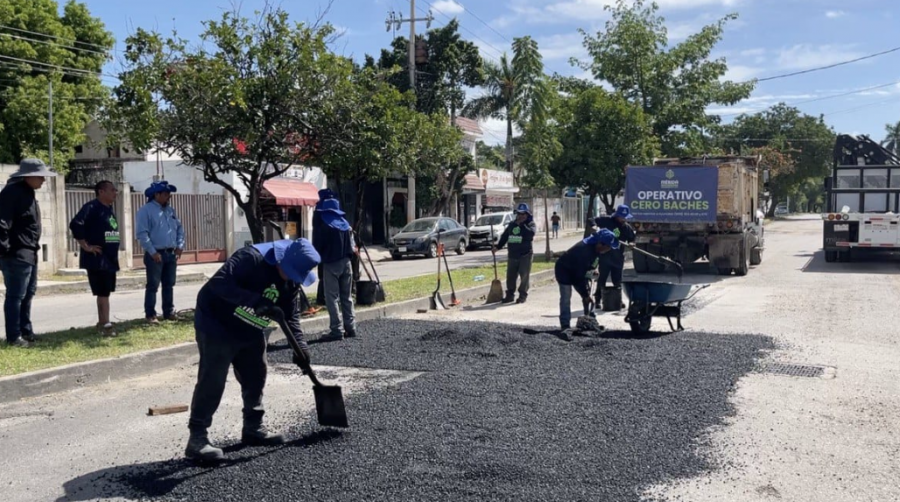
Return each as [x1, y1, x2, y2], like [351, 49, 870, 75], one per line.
[633, 244, 650, 273]
[750, 246, 762, 266]
[735, 241, 750, 276]
[824, 250, 837, 263]
[717, 267, 732, 276]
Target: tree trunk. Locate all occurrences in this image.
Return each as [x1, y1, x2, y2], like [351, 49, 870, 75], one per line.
[543, 188, 551, 261]
[584, 189, 597, 238]
[505, 116, 514, 176]
[245, 183, 265, 244]
[599, 192, 616, 215]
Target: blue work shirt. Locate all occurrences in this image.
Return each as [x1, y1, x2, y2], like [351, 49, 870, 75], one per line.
[136, 200, 185, 255]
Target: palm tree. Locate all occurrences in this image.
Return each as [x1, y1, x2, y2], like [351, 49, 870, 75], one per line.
[463, 37, 548, 181]
[882, 120, 900, 155]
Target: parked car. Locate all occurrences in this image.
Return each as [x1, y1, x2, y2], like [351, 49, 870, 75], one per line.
[388, 217, 469, 260]
[467, 212, 514, 250]
[774, 203, 789, 217]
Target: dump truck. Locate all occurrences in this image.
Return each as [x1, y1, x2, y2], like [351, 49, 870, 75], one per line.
[624, 156, 765, 276]
[822, 134, 900, 262]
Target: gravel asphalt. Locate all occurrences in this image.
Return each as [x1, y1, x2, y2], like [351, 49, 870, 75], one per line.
[60, 318, 774, 502]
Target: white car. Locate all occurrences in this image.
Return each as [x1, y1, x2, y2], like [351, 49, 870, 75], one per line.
[467, 212, 514, 250]
[774, 204, 789, 217]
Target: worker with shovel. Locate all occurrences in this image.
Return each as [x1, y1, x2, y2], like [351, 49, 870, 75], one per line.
[185, 238, 320, 463]
[493, 203, 537, 304]
[555, 229, 619, 330]
[593, 204, 635, 308]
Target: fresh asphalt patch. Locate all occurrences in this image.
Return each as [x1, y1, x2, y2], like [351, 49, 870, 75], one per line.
[59, 319, 773, 502]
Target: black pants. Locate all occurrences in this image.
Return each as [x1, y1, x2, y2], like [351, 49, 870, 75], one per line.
[594, 262, 623, 303]
[188, 329, 267, 431]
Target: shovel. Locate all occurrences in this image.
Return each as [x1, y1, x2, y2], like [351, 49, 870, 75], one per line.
[441, 243, 460, 306]
[430, 235, 447, 310]
[358, 239, 386, 302]
[485, 222, 505, 304]
[621, 242, 684, 281]
[269, 308, 348, 428]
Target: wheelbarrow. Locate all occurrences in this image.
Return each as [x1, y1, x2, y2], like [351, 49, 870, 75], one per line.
[622, 280, 709, 334]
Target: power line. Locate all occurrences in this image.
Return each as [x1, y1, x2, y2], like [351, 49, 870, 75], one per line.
[717, 79, 900, 118]
[0, 61, 117, 83]
[0, 32, 110, 57]
[421, 0, 511, 43]
[823, 96, 900, 117]
[416, 3, 505, 62]
[0, 53, 117, 80]
[753, 45, 900, 83]
[0, 24, 112, 52]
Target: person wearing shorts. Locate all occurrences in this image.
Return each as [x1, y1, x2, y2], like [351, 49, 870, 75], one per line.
[69, 181, 121, 337]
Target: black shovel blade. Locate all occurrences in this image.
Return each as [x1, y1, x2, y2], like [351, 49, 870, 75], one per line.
[313, 384, 349, 428]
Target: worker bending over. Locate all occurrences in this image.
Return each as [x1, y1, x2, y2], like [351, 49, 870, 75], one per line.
[555, 229, 619, 329]
[186, 239, 319, 463]
[593, 204, 635, 307]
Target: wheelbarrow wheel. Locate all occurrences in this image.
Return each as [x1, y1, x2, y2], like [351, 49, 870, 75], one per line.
[627, 302, 652, 334]
[629, 316, 652, 334]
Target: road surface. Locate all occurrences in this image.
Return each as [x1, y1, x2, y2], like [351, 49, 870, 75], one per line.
[28, 234, 584, 333]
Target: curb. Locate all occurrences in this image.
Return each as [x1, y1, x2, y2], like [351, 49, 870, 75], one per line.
[0, 268, 557, 404]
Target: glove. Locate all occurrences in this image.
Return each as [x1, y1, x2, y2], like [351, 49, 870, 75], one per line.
[254, 297, 277, 318]
[292, 341, 312, 374]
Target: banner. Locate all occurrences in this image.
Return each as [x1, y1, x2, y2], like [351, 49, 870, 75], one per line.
[625, 166, 718, 222]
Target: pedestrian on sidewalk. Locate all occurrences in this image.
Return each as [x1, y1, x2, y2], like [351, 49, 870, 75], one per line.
[312, 188, 336, 310]
[554, 229, 619, 330]
[0, 159, 57, 348]
[592, 204, 635, 308]
[69, 181, 121, 337]
[136, 181, 185, 325]
[314, 198, 357, 340]
[551, 212, 561, 239]
[493, 203, 537, 304]
[186, 238, 320, 462]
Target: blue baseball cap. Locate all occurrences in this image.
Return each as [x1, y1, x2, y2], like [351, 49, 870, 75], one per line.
[252, 238, 320, 287]
[583, 228, 619, 250]
[144, 181, 177, 200]
[614, 204, 633, 220]
[515, 203, 531, 215]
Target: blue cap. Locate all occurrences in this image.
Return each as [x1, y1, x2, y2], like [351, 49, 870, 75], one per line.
[515, 203, 531, 215]
[583, 228, 619, 250]
[252, 239, 320, 287]
[318, 188, 336, 201]
[315, 198, 351, 231]
[614, 204, 633, 220]
[144, 181, 177, 200]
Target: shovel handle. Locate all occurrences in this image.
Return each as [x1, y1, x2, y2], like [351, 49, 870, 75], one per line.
[623, 242, 684, 277]
[268, 308, 323, 387]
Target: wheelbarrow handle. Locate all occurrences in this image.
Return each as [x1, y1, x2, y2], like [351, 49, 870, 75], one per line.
[682, 283, 710, 302]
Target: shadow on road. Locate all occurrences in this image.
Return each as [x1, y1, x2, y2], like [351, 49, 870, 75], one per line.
[802, 250, 900, 275]
[56, 429, 342, 502]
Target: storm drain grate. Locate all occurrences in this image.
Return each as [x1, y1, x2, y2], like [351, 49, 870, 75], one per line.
[762, 363, 826, 378]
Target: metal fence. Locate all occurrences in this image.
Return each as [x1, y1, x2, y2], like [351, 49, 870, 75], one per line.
[515, 196, 583, 233]
[131, 192, 226, 264]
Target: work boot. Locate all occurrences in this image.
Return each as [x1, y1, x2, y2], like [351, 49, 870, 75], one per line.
[242, 423, 285, 447]
[185, 431, 225, 463]
[501, 295, 515, 304]
[7, 338, 32, 348]
[345, 328, 358, 338]
[21, 332, 36, 343]
[515, 296, 527, 304]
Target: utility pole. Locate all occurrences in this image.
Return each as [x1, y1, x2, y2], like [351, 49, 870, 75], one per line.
[386, 3, 433, 222]
[48, 80, 53, 170]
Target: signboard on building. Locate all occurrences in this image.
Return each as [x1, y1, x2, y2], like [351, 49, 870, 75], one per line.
[480, 168, 516, 192]
[624, 166, 718, 222]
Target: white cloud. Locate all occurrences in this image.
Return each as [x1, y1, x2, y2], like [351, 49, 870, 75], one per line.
[774, 44, 863, 71]
[537, 33, 587, 61]
[825, 10, 846, 19]
[722, 64, 761, 82]
[479, 118, 515, 146]
[432, 0, 465, 15]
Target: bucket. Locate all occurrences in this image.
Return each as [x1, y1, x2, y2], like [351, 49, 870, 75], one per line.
[356, 280, 378, 306]
[601, 286, 623, 312]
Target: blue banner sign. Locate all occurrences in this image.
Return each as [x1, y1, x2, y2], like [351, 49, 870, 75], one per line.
[625, 166, 718, 222]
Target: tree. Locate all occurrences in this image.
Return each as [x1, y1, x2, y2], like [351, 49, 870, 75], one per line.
[464, 36, 549, 180]
[0, 0, 114, 168]
[107, 7, 353, 243]
[715, 103, 835, 216]
[551, 87, 656, 226]
[882, 120, 900, 155]
[520, 117, 561, 260]
[475, 140, 505, 169]
[577, 0, 753, 156]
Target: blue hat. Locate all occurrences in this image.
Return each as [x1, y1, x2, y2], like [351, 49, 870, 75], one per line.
[515, 203, 531, 215]
[316, 198, 351, 231]
[583, 228, 619, 250]
[144, 181, 177, 200]
[252, 239, 320, 287]
[318, 188, 336, 201]
[614, 204, 633, 220]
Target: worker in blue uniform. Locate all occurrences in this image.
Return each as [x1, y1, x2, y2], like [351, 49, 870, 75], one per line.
[554, 229, 619, 330]
[593, 204, 636, 307]
[185, 238, 320, 463]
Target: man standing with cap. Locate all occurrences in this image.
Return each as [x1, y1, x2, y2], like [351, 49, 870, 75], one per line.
[0, 159, 57, 347]
[314, 198, 357, 340]
[186, 238, 320, 462]
[554, 229, 619, 331]
[69, 180, 121, 337]
[312, 188, 336, 308]
[593, 204, 636, 307]
[493, 202, 537, 304]
[136, 181, 185, 324]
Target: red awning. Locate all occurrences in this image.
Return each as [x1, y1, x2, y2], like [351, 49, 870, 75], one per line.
[262, 178, 319, 206]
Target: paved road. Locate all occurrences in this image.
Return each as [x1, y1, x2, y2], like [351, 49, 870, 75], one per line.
[28, 234, 584, 333]
[4, 215, 898, 501]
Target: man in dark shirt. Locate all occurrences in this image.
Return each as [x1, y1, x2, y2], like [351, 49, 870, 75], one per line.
[0, 159, 57, 348]
[313, 198, 357, 340]
[593, 204, 636, 306]
[312, 188, 335, 308]
[551, 212, 561, 239]
[555, 229, 619, 330]
[186, 238, 320, 462]
[69, 181, 121, 337]
[493, 203, 538, 304]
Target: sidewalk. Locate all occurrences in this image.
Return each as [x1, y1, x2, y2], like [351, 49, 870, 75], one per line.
[0, 262, 220, 295]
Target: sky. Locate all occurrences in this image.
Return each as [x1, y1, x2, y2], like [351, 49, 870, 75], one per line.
[81, 0, 900, 146]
